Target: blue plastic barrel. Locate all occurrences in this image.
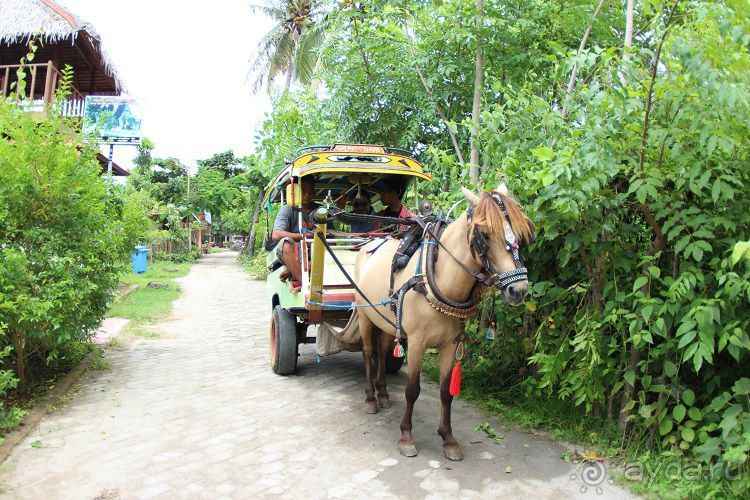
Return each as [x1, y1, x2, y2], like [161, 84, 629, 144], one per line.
[131, 246, 149, 274]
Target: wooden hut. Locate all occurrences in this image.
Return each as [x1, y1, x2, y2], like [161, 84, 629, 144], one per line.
[0, 0, 130, 175]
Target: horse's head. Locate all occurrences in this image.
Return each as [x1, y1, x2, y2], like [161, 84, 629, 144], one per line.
[461, 183, 534, 306]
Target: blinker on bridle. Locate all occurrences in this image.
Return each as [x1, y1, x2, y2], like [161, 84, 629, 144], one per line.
[468, 191, 528, 290]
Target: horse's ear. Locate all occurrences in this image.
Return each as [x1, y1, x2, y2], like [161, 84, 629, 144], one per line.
[496, 182, 509, 196]
[461, 186, 480, 206]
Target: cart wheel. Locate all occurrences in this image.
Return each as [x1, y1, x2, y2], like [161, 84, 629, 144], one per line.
[270, 306, 298, 375]
[372, 340, 407, 374]
[384, 348, 405, 374]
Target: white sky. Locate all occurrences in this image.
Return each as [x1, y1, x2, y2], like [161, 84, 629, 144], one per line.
[60, 0, 274, 173]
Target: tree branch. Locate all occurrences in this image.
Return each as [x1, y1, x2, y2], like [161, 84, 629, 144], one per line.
[561, 0, 607, 120]
[402, 18, 466, 164]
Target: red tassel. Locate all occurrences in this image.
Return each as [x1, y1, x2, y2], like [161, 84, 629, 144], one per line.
[393, 340, 405, 358]
[449, 362, 462, 396]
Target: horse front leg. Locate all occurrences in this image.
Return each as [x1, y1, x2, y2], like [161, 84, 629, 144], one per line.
[375, 330, 391, 409]
[438, 341, 463, 461]
[398, 339, 426, 457]
[359, 313, 378, 414]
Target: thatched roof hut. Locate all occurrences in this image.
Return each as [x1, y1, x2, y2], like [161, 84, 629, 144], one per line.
[0, 0, 123, 95]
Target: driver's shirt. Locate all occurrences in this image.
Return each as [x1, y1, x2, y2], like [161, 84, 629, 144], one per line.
[272, 203, 321, 235]
[377, 205, 415, 231]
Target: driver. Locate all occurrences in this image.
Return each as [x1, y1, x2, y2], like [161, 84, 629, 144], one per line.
[378, 177, 415, 231]
[270, 176, 319, 292]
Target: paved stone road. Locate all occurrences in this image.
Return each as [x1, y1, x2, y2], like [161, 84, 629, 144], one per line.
[0, 252, 634, 499]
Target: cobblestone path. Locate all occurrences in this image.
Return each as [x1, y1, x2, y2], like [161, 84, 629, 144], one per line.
[0, 252, 633, 499]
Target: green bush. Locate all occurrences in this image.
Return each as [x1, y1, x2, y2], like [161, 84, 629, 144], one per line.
[0, 98, 123, 391]
[463, 3, 750, 495]
[155, 251, 199, 263]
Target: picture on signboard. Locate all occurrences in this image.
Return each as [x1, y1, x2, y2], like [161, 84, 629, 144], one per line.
[83, 96, 143, 144]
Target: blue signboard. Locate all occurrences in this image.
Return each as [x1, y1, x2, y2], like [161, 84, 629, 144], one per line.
[83, 95, 142, 144]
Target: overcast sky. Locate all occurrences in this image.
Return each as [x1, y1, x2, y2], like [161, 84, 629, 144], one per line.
[61, 0, 274, 172]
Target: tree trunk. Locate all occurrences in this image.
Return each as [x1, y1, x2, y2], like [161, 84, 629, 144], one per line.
[14, 331, 26, 391]
[285, 29, 300, 91]
[246, 187, 265, 258]
[469, 0, 484, 183]
[620, 0, 635, 86]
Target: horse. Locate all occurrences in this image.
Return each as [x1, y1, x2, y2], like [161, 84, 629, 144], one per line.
[353, 183, 534, 461]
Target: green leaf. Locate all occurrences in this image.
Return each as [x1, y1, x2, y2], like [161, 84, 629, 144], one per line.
[621, 399, 636, 413]
[695, 437, 721, 461]
[693, 348, 704, 372]
[673, 405, 686, 423]
[675, 236, 691, 254]
[664, 361, 678, 377]
[692, 245, 704, 261]
[682, 427, 695, 443]
[732, 241, 750, 265]
[677, 330, 697, 350]
[711, 179, 723, 203]
[641, 304, 653, 323]
[732, 378, 750, 395]
[659, 418, 673, 436]
[688, 407, 702, 421]
[633, 277, 648, 293]
[636, 185, 647, 204]
[683, 389, 696, 406]
[531, 146, 554, 162]
[624, 371, 635, 387]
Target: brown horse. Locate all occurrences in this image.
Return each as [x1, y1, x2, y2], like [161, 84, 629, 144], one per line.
[353, 184, 533, 461]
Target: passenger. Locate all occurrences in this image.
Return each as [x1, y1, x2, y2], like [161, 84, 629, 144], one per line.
[348, 191, 377, 233]
[378, 178, 415, 231]
[270, 176, 319, 292]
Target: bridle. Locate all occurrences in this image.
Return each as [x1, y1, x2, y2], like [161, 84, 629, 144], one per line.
[415, 192, 530, 318]
[467, 191, 528, 290]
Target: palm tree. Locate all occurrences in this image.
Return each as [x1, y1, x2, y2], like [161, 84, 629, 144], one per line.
[249, 0, 324, 93]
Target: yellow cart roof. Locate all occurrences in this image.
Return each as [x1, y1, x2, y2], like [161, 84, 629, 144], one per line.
[262, 144, 431, 207]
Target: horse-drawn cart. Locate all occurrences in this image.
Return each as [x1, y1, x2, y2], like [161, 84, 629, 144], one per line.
[262, 144, 431, 375]
[263, 144, 534, 460]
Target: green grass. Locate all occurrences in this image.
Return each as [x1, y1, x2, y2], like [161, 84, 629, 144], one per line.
[238, 250, 269, 280]
[107, 260, 193, 335]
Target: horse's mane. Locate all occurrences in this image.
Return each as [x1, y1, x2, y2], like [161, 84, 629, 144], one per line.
[471, 192, 534, 245]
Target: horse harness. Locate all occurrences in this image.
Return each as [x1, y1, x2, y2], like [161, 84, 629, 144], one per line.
[389, 191, 528, 344]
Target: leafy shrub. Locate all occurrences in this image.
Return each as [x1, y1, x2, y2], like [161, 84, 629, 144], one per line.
[0, 98, 123, 390]
[156, 251, 199, 263]
[238, 250, 269, 280]
[0, 344, 25, 431]
[466, 2, 750, 494]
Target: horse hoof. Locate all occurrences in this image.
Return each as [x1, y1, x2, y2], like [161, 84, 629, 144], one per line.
[364, 400, 379, 414]
[378, 396, 391, 409]
[398, 440, 418, 457]
[443, 444, 463, 461]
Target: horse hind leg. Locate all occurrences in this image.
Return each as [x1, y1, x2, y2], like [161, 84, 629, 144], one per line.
[398, 339, 426, 458]
[359, 312, 378, 414]
[437, 342, 463, 461]
[375, 329, 391, 409]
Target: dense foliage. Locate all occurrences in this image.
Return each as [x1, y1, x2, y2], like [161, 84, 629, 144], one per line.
[252, 0, 750, 494]
[0, 99, 126, 399]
